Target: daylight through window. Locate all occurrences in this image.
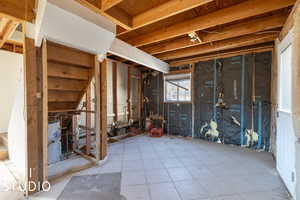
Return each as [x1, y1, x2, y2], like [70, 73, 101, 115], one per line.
[164, 74, 191, 102]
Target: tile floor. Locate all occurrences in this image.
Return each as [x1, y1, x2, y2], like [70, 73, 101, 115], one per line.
[30, 135, 291, 200]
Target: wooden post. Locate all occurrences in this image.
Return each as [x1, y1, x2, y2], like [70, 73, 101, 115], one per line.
[85, 86, 91, 155]
[112, 62, 118, 122]
[72, 115, 78, 151]
[100, 60, 108, 159]
[137, 70, 142, 126]
[95, 57, 107, 160]
[191, 63, 195, 138]
[25, 37, 41, 194]
[127, 66, 131, 122]
[95, 57, 101, 160]
[42, 39, 48, 182]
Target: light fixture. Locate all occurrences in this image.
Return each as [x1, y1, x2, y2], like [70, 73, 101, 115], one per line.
[188, 31, 202, 43]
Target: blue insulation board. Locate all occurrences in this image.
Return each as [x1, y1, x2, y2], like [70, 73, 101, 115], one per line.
[143, 51, 272, 150]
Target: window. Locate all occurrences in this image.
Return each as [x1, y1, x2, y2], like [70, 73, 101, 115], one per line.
[279, 44, 292, 112]
[164, 74, 191, 102]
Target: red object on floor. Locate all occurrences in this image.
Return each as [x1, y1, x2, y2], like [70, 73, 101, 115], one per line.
[149, 128, 163, 137]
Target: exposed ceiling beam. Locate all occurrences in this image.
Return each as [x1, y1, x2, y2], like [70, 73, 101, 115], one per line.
[141, 12, 288, 55]
[76, 0, 132, 30]
[169, 43, 274, 66]
[102, 0, 123, 11]
[118, 0, 213, 35]
[126, 0, 295, 47]
[279, 0, 300, 40]
[157, 32, 278, 60]
[0, 0, 35, 22]
[0, 20, 19, 48]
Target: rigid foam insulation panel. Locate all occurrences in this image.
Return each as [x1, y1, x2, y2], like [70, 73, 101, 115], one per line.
[143, 51, 272, 150]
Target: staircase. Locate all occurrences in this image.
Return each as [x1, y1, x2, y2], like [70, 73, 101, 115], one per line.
[46, 41, 95, 112]
[0, 133, 8, 160]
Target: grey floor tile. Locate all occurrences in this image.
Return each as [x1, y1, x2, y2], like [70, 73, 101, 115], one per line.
[149, 183, 181, 200]
[167, 167, 193, 181]
[121, 185, 150, 200]
[121, 171, 146, 186]
[174, 180, 209, 200]
[162, 158, 184, 168]
[145, 169, 172, 184]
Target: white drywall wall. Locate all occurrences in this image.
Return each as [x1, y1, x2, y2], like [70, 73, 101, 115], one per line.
[5, 51, 26, 183]
[0, 50, 23, 133]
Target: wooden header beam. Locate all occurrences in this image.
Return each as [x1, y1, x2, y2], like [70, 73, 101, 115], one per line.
[127, 0, 295, 47]
[157, 32, 278, 60]
[141, 12, 288, 55]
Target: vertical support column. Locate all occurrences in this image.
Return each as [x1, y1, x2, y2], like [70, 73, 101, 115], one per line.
[127, 66, 131, 122]
[240, 55, 246, 146]
[42, 39, 48, 182]
[257, 101, 263, 148]
[191, 63, 195, 138]
[95, 57, 108, 160]
[86, 86, 91, 155]
[138, 70, 142, 127]
[100, 60, 108, 160]
[213, 59, 217, 121]
[25, 37, 41, 194]
[95, 57, 101, 161]
[72, 115, 78, 151]
[112, 62, 118, 122]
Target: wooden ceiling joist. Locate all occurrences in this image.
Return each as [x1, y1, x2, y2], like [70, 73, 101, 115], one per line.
[102, 0, 123, 11]
[0, 0, 35, 22]
[157, 32, 278, 60]
[118, 0, 214, 35]
[169, 43, 274, 66]
[76, 0, 131, 30]
[141, 11, 288, 55]
[0, 19, 19, 48]
[126, 0, 295, 47]
[279, 0, 300, 40]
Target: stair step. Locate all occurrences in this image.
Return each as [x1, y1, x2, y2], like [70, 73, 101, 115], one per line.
[0, 144, 8, 160]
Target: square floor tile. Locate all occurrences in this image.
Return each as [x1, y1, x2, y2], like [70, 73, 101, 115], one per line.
[145, 169, 172, 184]
[167, 167, 193, 181]
[162, 158, 184, 168]
[174, 180, 209, 200]
[121, 171, 146, 186]
[149, 183, 181, 200]
[121, 185, 150, 200]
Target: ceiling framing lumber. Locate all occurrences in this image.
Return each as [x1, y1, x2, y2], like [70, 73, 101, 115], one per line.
[279, 0, 300, 40]
[126, 0, 295, 47]
[169, 43, 274, 66]
[157, 32, 278, 60]
[141, 12, 288, 55]
[118, 0, 214, 35]
[0, 20, 19, 48]
[76, 0, 132, 30]
[0, 0, 35, 22]
[102, 0, 123, 11]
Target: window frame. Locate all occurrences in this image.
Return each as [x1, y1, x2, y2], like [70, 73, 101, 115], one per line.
[164, 73, 192, 103]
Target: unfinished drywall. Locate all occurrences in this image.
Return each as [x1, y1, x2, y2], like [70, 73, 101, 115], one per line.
[0, 50, 23, 133]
